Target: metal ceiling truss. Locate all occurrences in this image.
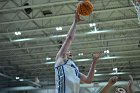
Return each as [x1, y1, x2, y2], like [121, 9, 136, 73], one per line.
[0, 17, 138, 44]
[0, 6, 135, 25]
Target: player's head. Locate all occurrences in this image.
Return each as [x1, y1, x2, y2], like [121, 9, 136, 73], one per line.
[64, 50, 73, 59]
[115, 87, 127, 93]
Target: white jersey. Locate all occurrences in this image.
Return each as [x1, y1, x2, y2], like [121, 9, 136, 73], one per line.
[55, 59, 80, 93]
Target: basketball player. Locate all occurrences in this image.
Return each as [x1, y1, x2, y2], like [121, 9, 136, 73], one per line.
[54, 11, 101, 93]
[99, 75, 134, 93]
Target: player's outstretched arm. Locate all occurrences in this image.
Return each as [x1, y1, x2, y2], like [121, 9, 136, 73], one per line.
[55, 11, 80, 66]
[128, 75, 134, 93]
[80, 52, 101, 83]
[99, 76, 118, 93]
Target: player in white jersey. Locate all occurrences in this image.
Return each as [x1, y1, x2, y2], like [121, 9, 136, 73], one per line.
[55, 10, 101, 93]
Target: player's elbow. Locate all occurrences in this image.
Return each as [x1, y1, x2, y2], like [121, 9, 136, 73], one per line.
[86, 81, 92, 84]
[85, 79, 92, 84]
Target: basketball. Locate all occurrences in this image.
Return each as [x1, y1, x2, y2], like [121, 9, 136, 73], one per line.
[77, 0, 94, 16]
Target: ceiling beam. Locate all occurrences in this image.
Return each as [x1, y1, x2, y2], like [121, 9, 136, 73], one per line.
[2, 56, 140, 75]
[0, 6, 134, 25]
[0, 1, 78, 13]
[0, 33, 139, 52]
[24, 72, 140, 81]
[0, 72, 41, 87]
[0, 43, 139, 60]
[1, 86, 40, 91]
[0, 73, 13, 79]
[14, 55, 140, 67]
[0, 25, 139, 44]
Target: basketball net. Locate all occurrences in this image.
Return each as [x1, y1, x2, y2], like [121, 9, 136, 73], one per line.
[132, 0, 140, 25]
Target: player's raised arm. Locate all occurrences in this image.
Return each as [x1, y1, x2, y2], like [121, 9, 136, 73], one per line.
[80, 52, 101, 83]
[128, 75, 134, 93]
[55, 11, 80, 66]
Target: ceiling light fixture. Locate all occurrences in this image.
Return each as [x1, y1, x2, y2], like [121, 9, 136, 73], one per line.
[19, 79, 24, 81]
[51, 34, 67, 38]
[86, 30, 112, 34]
[15, 32, 21, 35]
[104, 50, 109, 53]
[100, 56, 120, 60]
[78, 53, 83, 56]
[16, 77, 19, 79]
[94, 74, 103, 76]
[11, 38, 34, 42]
[75, 59, 91, 62]
[89, 23, 96, 27]
[113, 68, 118, 73]
[109, 72, 126, 75]
[44, 61, 55, 64]
[46, 57, 51, 60]
[56, 27, 62, 31]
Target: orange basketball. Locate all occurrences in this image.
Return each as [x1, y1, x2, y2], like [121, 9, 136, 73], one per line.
[77, 0, 94, 16]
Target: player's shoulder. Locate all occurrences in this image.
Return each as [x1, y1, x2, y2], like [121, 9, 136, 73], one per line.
[55, 57, 64, 67]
